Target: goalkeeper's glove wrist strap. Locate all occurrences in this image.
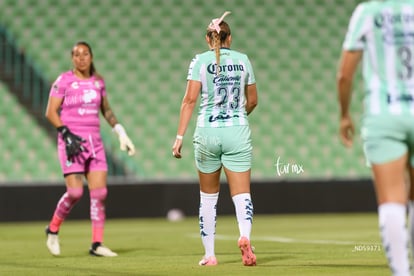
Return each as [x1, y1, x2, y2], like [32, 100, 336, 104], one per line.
[113, 123, 126, 137]
[57, 125, 69, 134]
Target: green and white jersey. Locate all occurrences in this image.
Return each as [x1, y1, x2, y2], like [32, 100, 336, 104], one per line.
[187, 48, 256, 127]
[343, 0, 414, 115]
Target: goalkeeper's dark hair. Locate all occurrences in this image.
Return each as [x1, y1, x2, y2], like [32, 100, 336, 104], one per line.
[71, 41, 101, 79]
[206, 21, 231, 76]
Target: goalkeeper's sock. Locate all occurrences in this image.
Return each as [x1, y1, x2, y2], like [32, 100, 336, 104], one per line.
[49, 214, 63, 233]
[199, 191, 219, 258]
[92, 227, 104, 244]
[90, 187, 107, 243]
[232, 193, 253, 240]
[378, 203, 410, 276]
[408, 200, 414, 257]
[50, 187, 83, 232]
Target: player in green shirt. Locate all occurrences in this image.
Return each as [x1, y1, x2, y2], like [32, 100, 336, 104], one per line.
[338, 1, 414, 274]
[172, 11, 258, 266]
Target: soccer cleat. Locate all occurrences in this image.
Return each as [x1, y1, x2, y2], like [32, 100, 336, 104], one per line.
[198, 256, 218, 266]
[238, 236, 256, 266]
[45, 226, 60, 256]
[89, 242, 118, 257]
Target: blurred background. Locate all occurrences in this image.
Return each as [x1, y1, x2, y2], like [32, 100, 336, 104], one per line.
[0, 0, 369, 181]
[0, 0, 374, 219]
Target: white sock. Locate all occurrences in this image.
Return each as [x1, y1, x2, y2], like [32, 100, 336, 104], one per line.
[199, 191, 219, 258]
[378, 203, 410, 276]
[232, 193, 253, 240]
[408, 200, 414, 258]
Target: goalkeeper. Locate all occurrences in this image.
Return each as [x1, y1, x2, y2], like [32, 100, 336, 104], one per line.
[44, 41, 135, 257]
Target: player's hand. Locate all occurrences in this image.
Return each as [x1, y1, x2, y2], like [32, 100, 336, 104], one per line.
[339, 115, 354, 148]
[172, 136, 183, 159]
[113, 124, 136, 156]
[57, 126, 86, 161]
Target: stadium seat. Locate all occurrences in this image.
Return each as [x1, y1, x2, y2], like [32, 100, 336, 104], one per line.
[0, 0, 369, 180]
[0, 81, 61, 181]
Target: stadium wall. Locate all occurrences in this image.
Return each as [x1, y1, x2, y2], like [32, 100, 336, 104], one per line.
[0, 179, 377, 222]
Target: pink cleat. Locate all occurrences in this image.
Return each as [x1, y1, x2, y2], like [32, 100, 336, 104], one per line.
[238, 237, 256, 266]
[198, 256, 218, 266]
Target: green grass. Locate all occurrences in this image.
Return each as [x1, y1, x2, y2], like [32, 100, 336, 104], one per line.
[0, 213, 390, 275]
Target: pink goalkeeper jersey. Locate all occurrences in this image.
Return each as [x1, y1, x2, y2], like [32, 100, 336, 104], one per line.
[49, 70, 106, 132]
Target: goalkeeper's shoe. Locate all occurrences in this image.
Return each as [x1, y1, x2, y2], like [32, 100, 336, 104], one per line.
[198, 256, 218, 266]
[89, 242, 118, 257]
[238, 236, 256, 266]
[45, 226, 60, 256]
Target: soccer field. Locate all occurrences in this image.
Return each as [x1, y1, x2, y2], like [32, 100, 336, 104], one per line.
[0, 213, 389, 275]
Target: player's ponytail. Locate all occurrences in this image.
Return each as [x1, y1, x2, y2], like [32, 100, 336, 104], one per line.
[207, 11, 231, 76]
[211, 32, 221, 75]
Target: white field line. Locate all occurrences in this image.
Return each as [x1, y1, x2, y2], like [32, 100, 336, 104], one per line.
[189, 234, 377, 246]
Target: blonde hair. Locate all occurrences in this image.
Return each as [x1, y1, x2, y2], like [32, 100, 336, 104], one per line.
[207, 21, 231, 75]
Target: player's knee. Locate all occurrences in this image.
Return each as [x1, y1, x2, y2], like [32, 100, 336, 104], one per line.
[67, 187, 84, 201]
[90, 187, 107, 201]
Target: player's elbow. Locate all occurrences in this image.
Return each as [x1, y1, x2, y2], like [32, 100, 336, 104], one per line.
[249, 98, 258, 108]
[44, 109, 52, 121]
[337, 72, 353, 89]
[337, 71, 350, 83]
[45, 107, 58, 125]
[247, 94, 258, 109]
[246, 100, 258, 115]
[182, 94, 198, 106]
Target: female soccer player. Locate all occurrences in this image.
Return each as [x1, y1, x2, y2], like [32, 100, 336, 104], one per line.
[44, 41, 135, 257]
[172, 11, 258, 266]
[337, 1, 414, 275]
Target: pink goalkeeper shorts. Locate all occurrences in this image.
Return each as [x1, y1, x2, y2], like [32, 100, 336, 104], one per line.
[57, 130, 108, 175]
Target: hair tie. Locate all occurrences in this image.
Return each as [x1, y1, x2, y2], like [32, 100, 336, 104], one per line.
[207, 11, 231, 34]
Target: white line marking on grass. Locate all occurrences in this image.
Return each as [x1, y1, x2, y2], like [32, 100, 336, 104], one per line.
[189, 234, 360, 245]
[254, 236, 356, 245]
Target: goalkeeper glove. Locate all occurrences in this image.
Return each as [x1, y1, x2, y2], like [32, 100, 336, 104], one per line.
[113, 123, 135, 156]
[57, 126, 85, 161]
